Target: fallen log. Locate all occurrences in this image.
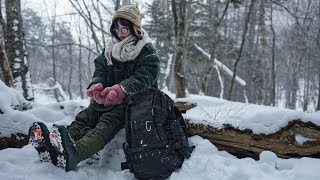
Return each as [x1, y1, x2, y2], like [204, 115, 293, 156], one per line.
[184, 119, 320, 160]
[0, 133, 29, 150]
[174, 101, 320, 159]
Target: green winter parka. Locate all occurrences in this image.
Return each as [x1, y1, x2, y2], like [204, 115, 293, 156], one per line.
[88, 43, 160, 113]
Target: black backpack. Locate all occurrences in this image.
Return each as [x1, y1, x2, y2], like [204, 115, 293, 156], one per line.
[121, 88, 193, 179]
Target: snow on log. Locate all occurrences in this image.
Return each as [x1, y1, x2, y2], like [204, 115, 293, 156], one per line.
[185, 119, 320, 159]
[174, 101, 320, 159]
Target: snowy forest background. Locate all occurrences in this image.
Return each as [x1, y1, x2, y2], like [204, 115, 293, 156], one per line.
[0, 0, 320, 112]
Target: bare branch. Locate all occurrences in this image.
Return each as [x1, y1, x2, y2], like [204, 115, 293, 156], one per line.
[26, 41, 99, 56]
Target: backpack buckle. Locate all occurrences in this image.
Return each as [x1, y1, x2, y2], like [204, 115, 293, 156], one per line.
[146, 121, 152, 131]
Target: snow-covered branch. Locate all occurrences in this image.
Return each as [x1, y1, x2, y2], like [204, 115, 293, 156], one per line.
[194, 44, 246, 87]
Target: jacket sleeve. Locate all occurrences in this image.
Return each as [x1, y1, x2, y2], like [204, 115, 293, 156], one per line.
[88, 52, 109, 89]
[119, 45, 160, 95]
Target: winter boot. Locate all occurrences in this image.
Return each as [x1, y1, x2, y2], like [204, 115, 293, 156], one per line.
[49, 124, 79, 171]
[28, 122, 57, 165]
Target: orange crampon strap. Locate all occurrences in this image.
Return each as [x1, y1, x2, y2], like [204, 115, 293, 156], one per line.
[34, 129, 42, 138]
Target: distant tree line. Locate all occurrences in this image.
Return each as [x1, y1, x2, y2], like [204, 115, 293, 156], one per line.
[0, 0, 319, 112]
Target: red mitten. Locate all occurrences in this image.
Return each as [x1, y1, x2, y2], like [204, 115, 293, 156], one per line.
[86, 83, 103, 97]
[102, 84, 126, 106]
[90, 98, 97, 104]
[93, 91, 105, 104]
[100, 86, 113, 97]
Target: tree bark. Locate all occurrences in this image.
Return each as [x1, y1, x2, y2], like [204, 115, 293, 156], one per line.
[0, 39, 14, 87]
[317, 67, 320, 111]
[316, 2, 320, 111]
[201, 1, 230, 95]
[115, 0, 121, 11]
[259, 0, 270, 105]
[122, 0, 130, 6]
[173, 0, 187, 98]
[49, 4, 59, 102]
[78, 24, 84, 99]
[67, 44, 73, 100]
[186, 119, 320, 159]
[246, 0, 258, 103]
[5, 0, 34, 101]
[270, 4, 276, 106]
[228, 0, 256, 100]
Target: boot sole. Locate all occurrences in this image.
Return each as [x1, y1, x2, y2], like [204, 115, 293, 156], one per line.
[28, 122, 57, 165]
[50, 125, 78, 171]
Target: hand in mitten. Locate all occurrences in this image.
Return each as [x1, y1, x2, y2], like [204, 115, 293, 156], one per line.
[86, 83, 103, 97]
[89, 98, 97, 104]
[101, 84, 126, 106]
[86, 83, 103, 104]
[93, 91, 105, 104]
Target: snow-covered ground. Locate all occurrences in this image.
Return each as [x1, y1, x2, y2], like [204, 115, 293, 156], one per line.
[1, 81, 320, 180]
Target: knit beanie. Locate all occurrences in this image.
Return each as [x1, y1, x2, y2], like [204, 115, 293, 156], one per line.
[111, 4, 143, 38]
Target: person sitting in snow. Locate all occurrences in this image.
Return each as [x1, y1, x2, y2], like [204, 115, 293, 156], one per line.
[28, 4, 160, 171]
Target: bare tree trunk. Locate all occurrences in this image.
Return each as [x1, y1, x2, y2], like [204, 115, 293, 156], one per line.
[259, 0, 270, 105]
[169, 0, 178, 93]
[303, 71, 310, 111]
[171, 0, 178, 38]
[290, 72, 298, 109]
[317, 66, 320, 111]
[317, 2, 320, 111]
[67, 44, 73, 100]
[159, 0, 166, 11]
[49, 4, 59, 102]
[0, 39, 14, 87]
[228, 0, 256, 100]
[246, 0, 258, 103]
[115, 0, 121, 11]
[122, 0, 130, 6]
[173, 0, 187, 98]
[5, 0, 34, 101]
[86, 25, 92, 76]
[78, 24, 84, 99]
[270, 4, 276, 106]
[201, 1, 230, 95]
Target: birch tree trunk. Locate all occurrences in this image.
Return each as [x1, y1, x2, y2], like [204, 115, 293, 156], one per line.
[5, 0, 34, 101]
[173, 0, 187, 98]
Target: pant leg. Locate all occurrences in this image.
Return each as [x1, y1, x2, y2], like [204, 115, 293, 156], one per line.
[67, 107, 101, 141]
[85, 110, 125, 144]
[75, 110, 125, 161]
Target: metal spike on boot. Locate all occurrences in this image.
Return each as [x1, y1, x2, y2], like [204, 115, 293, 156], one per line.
[28, 122, 57, 165]
[49, 124, 79, 171]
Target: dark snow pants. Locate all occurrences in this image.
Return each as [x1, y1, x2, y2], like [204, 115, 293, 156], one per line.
[67, 107, 125, 145]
